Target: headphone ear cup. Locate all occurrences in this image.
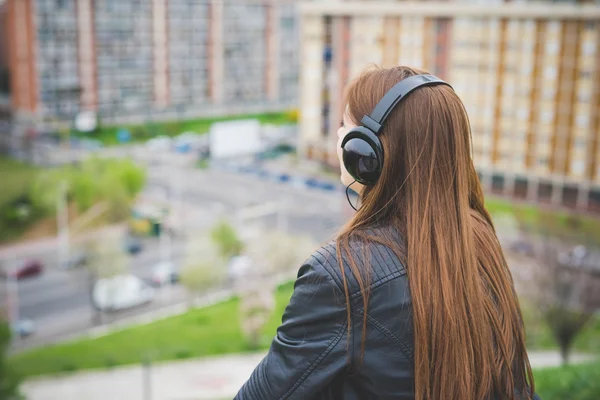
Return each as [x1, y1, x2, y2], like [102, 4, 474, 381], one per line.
[341, 127, 384, 185]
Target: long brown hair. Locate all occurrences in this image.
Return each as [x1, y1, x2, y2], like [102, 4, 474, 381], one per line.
[336, 65, 534, 400]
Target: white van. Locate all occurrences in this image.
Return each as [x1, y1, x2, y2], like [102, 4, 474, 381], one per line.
[93, 274, 155, 312]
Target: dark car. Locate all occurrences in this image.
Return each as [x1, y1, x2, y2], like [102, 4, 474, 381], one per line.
[3, 259, 44, 280]
[124, 236, 143, 255]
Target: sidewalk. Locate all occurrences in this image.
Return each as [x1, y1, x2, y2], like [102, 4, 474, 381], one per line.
[21, 350, 597, 400]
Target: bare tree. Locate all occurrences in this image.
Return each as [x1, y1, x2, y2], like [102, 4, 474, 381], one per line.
[179, 234, 227, 307]
[512, 209, 600, 365]
[237, 231, 317, 349]
[84, 231, 129, 323]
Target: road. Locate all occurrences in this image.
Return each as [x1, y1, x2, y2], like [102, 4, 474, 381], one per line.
[2, 158, 351, 350]
[6, 146, 599, 352]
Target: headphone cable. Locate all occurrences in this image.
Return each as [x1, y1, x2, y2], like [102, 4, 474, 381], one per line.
[345, 180, 358, 211]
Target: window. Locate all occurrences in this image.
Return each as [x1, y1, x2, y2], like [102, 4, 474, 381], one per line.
[576, 114, 589, 128]
[544, 66, 557, 79]
[517, 109, 529, 121]
[541, 111, 554, 123]
[545, 42, 559, 55]
[578, 91, 591, 103]
[584, 21, 596, 32]
[574, 137, 587, 150]
[582, 42, 596, 56]
[570, 160, 585, 175]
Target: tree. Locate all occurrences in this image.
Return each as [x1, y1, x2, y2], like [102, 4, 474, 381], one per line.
[244, 231, 316, 279]
[29, 157, 146, 223]
[83, 230, 130, 322]
[210, 219, 244, 260]
[512, 209, 600, 365]
[237, 231, 317, 349]
[179, 234, 228, 306]
[0, 320, 22, 400]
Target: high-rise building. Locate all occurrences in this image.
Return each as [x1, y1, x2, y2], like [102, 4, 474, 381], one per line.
[2, 0, 299, 129]
[298, 1, 600, 212]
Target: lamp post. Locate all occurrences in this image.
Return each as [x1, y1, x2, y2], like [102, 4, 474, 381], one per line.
[57, 180, 70, 269]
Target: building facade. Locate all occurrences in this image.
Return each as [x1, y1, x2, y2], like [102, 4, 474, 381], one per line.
[298, 1, 600, 212]
[3, 0, 300, 128]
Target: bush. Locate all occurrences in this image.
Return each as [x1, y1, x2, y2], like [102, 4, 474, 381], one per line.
[535, 361, 600, 400]
[0, 321, 22, 399]
[59, 363, 78, 373]
[0, 157, 44, 243]
[29, 157, 146, 220]
[210, 220, 244, 259]
[104, 357, 117, 369]
[174, 349, 192, 359]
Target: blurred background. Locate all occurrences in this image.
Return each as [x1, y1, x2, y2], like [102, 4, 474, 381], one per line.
[0, 0, 599, 399]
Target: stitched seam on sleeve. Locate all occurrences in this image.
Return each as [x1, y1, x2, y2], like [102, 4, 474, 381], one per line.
[354, 308, 413, 360]
[308, 252, 344, 295]
[279, 320, 348, 400]
[260, 357, 274, 396]
[278, 255, 348, 400]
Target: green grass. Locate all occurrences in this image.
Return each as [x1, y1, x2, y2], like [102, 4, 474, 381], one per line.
[534, 361, 600, 400]
[10, 281, 295, 378]
[10, 274, 600, 379]
[520, 298, 600, 353]
[0, 156, 39, 208]
[0, 157, 44, 242]
[485, 197, 538, 220]
[76, 111, 297, 146]
[485, 196, 600, 245]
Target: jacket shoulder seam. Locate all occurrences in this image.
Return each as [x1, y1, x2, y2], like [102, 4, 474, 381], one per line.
[350, 269, 407, 300]
[311, 244, 407, 299]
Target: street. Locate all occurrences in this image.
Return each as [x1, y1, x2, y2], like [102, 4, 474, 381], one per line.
[2, 157, 350, 351]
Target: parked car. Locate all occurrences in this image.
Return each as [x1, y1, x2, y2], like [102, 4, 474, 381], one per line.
[227, 255, 252, 281]
[508, 239, 535, 257]
[146, 136, 172, 152]
[61, 250, 89, 270]
[151, 261, 179, 286]
[124, 236, 143, 255]
[92, 274, 155, 312]
[2, 259, 43, 280]
[12, 318, 35, 338]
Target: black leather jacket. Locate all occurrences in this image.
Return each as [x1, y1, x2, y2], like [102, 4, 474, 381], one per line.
[235, 239, 539, 400]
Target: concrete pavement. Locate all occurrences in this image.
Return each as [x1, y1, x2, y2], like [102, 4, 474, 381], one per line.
[21, 350, 597, 400]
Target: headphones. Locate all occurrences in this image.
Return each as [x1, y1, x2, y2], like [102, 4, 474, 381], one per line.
[341, 74, 452, 186]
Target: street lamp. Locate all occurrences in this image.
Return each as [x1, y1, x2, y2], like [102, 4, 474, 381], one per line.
[56, 180, 70, 269]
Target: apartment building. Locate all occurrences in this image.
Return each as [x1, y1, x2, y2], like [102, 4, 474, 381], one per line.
[298, 1, 600, 212]
[3, 0, 299, 128]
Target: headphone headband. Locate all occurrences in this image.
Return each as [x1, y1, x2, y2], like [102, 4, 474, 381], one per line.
[360, 74, 453, 135]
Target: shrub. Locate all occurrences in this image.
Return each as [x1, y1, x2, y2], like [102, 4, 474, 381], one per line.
[104, 357, 117, 369]
[535, 361, 600, 400]
[174, 349, 192, 360]
[59, 363, 78, 373]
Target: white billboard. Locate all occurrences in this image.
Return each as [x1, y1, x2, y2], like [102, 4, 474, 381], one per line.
[209, 119, 263, 159]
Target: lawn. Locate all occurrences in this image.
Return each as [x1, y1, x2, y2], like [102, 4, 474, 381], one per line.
[75, 110, 297, 146]
[10, 278, 600, 379]
[10, 281, 295, 378]
[485, 196, 600, 245]
[534, 361, 600, 400]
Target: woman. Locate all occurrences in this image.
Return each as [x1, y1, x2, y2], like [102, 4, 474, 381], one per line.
[235, 66, 537, 400]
